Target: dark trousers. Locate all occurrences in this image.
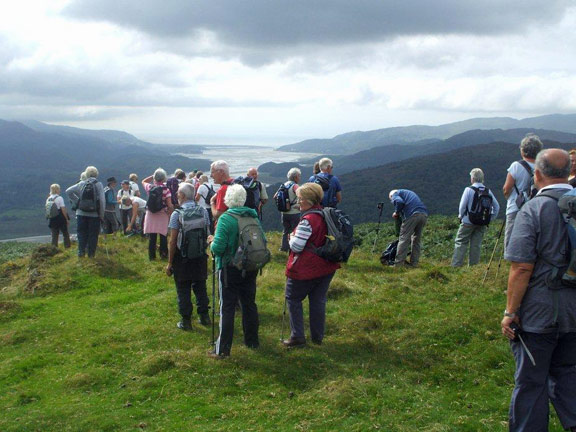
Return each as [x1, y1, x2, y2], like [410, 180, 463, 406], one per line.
[175, 279, 209, 319]
[285, 273, 334, 342]
[215, 266, 259, 355]
[120, 209, 131, 234]
[509, 331, 576, 431]
[207, 208, 214, 235]
[281, 213, 300, 251]
[148, 233, 167, 260]
[76, 215, 100, 257]
[51, 225, 71, 248]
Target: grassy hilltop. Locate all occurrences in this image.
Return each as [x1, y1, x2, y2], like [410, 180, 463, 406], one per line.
[0, 217, 567, 431]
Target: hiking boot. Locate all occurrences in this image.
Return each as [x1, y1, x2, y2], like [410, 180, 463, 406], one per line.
[208, 350, 229, 360]
[198, 313, 211, 326]
[282, 337, 306, 348]
[177, 318, 192, 331]
[311, 338, 322, 345]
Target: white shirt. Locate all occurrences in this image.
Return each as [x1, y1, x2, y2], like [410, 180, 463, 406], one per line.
[129, 181, 140, 195]
[131, 196, 147, 210]
[196, 183, 215, 210]
[48, 194, 65, 209]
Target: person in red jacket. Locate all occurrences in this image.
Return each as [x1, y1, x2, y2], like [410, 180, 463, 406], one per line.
[283, 183, 340, 347]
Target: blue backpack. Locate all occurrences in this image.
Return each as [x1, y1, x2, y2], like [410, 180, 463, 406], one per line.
[275, 182, 295, 212]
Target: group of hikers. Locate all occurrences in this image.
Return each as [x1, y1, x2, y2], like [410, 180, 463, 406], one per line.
[44, 141, 576, 431]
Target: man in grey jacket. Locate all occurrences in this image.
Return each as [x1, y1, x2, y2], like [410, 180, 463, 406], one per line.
[66, 166, 105, 258]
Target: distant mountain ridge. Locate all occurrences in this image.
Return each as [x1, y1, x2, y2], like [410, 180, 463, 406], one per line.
[277, 113, 576, 154]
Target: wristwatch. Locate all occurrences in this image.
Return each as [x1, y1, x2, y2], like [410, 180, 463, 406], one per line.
[503, 310, 516, 318]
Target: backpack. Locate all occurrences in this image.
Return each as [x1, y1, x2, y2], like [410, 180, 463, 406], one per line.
[380, 240, 398, 266]
[304, 207, 354, 263]
[176, 206, 207, 260]
[166, 177, 180, 206]
[466, 187, 493, 226]
[313, 174, 331, 191]
[202, 184, 216, 206]
[45, 196, 60, 219]
[313, 174, 337, 207]
[233, 176, 261, 210]
[147, 185, 166, 213]
[275, 182, 295, 212]
[78, 178, 100, 212]
[514, 160, 537, 209]
[229, 213, 271, 275]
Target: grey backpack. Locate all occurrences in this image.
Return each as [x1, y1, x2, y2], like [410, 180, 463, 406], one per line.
[45, 196, 59, 219]
[230, 214, 270, 275]
[177, 206, 208, 260]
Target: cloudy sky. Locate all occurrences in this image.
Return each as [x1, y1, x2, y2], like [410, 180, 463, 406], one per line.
[1, 0, 575, 144]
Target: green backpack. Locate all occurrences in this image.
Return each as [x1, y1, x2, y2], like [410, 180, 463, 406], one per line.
[229, 214, 271, 275]
[177, 206, 208, 260]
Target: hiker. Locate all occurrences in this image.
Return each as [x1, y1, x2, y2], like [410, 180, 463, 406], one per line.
[389, 189, 428, 267]
[122, 195, 147, 235]
[46, 184, 71, 248]
[283, 183, 340, 347]
[102, 177, 119, 234]
[312, 162, 320, 176]
[210, 160, 234, 222]
[142, 168, 174, 260]
[195, 174, 216, 235]
[308, 158, 342, 208]
[451, 168, 500, 267]
[274, 167, 301, 252]
[117, 180, 134, 234]
[129, 173, 141, 197]
[569, 149, 576, 187]
[66, 166, 105, 258]
[501, 149, 576, 432]
[246, 167, 268, 218]
[166, 182, 211, 330]
[502, 134, 543, 250]
[186, 170, 198, 186]
[209, 184, 264, 358]
[167, 169, 187, 208]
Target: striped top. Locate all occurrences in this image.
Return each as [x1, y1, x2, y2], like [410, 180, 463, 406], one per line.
[289, 219, 312, 253]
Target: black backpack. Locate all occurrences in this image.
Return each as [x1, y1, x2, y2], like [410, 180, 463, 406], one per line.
[467, 187, 493, 226]
[514, 160, 537, 209]
[166, 177, 180, 206]
[234, 176, 261, 210]
[78, 178, 100, 212]
[202, 184, 216, 206]
[304, 207, 354, 263]
[313, 174, 331, 192]
[275, 182, 295, 212]
[380, 240, 398, 266]
[147, 185, 166, 213]
[177, 206, 208, 260]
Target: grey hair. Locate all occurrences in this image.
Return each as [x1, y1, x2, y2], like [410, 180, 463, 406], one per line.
[85, 166, 98, 178]
[224, 184, 246, 208]
[174, 168, 186, 180]
[535, 149, 570, 179]
[520, 134, 543, 159]
[319, 158, 333, 171]
[469, 168, 484, 183]
[199, 174, 209, 184]
[178, 182, 196, 201]
[211, 160, 230, 176]
[80, 172, 87, 181]
[50, 184, 60, 194]
[153, 168, 167, 183]
[121, 196, 132, 206]
[287, 167, 301, 181]
[388, 189, 398, 200]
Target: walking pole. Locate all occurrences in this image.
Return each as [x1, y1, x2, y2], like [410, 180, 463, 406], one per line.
[211, 254, 216, 350]
[482, 221, 505, 285]
[495, 248, 505, 280]
[280, 296, 287, 341]
[371, 203, 385, 253]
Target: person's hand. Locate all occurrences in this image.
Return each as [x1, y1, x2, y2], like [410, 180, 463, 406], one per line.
[501, 315, 520, 340]
[207, 235, 214, 244]
[165, 264, 173, 277]
[392, 212, 398, 219]
[127, 224, 132, 231]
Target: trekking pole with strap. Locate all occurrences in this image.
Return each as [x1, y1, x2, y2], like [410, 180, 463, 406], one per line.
[482, 220, 505, 285]
[372, 203, 385, 253]
[280, 296, 287, 341]
[211, 254, 216, 349]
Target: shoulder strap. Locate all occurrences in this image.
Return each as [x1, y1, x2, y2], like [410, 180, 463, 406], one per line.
[519, 160, 533, 176]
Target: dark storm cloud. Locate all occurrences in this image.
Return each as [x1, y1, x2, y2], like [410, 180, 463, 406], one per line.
[64, 0, 571, 49]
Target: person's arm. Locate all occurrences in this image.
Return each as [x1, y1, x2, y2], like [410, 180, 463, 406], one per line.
[165, 196, 174, 217]
[458, 188, 469, 220]
[60, 206, 70, 223]
[142, 175, 153, 186]
[127, 203, 139, 231]
[166, 228, 178, 276]
[98, 183, 105, 220]
[289, 219, 312, 253]
[502, 173, 516, 200]
[259, 182, 268, 204]
[491, 191, 500, 219]
[501, 262, 534, 339]
[210, 215, 230, 256]
[336, 191, 342, 204]
[391, 196, 405, 218]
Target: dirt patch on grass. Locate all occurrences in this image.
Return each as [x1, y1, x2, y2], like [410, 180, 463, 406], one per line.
[425, 269, 450, 283]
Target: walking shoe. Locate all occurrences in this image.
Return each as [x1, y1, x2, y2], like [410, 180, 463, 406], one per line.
[208, 350, 229, 360]
[282, 337, 306, 348]
[198, 313, 211, 326]
[177, 318, 192, 331]
[311, 338, 322, 345]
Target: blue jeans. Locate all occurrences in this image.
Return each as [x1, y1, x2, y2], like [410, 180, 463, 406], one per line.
[76, 215, 101, 257]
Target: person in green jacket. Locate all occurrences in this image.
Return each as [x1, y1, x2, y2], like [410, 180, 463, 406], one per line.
[210, 184, 264, 358]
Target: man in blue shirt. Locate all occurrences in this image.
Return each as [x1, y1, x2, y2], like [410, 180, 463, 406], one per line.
[308, 158, 342, 208]
[103, 177, 119, 234]
[389, 189, 428, 267]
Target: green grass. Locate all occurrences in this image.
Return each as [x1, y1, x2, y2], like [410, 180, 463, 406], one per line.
[0, 217, 566, 431]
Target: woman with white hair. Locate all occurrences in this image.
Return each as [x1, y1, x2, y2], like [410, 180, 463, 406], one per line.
[46, 184, 71, 248]
[142, 168, 174, 260]
[209, 184, 265, 358]
[195, 174, 217, 234]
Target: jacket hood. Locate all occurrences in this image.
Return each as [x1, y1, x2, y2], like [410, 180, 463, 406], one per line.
[226, 207, 259, 218]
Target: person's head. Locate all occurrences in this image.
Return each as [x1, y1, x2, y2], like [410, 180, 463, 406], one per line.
[469, 168, 484, 184]
[296, 183, 323, 211]
[313, 162, 320, 175]
[50, 184, 60, 195]
[121, 196, 132, 206]
[199, 174, 209, 184]
[79, 172, 87, 181]
[224, 184, 246, 208]
[174, 169, 186, 180]
[107, 177, 117, 187]
[319, 158, 333, 173]
[287, 167, 301, 183]
[129, 173, 138, 182]
[534, 148, 570, 189]
[85, 166, 98, 178]
[210, 160, 230, 184]
[388, 189, 399, 201]
[121, 180, 130, 190]
[196, 171, 203, 179]
[247, 167, 258, 179]
[520, 134, 543, 160]
[177, 182, 196, 205]
[153, 168, 167, 183]
[569, 149, 576, 175]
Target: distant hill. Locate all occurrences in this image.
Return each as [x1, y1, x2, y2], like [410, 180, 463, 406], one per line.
[277, 113, 576, 154]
